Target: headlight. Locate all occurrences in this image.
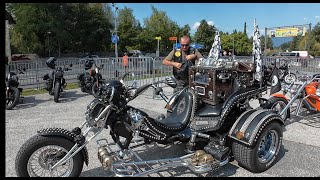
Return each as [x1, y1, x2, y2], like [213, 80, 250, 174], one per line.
[86, 99, 105, 118]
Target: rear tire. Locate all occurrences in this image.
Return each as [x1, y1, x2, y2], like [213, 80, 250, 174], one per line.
[6, 87, 20, 110]
[232, 121, 283, 173]
[54, 81, 61, 103]
[15, 135, 84, 177]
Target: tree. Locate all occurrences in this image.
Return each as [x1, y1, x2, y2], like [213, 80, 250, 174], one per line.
[116, 6, 142, 52]
[179, 24, 191, 39]
[138, 6, 180, 53]
[243, 22, 247, 35]
[8, 3, 113, 56]
[193, 19, 217, 52]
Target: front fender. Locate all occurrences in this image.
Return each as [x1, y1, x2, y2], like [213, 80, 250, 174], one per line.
[37, 128, 89, 166]
[272, 93, 288, 101]
[228, 109, 284, 146]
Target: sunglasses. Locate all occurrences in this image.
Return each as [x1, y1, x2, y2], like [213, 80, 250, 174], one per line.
[181, 44, 189, 47]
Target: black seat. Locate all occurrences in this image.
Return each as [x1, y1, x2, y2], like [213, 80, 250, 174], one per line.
[154, 90, 193, 132]
[197, 103, 223, 117]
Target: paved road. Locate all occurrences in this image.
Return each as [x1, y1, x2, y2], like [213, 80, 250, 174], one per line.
[5, 86, 320, 177]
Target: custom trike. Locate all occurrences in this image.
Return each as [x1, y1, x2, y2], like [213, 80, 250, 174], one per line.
[15, 20, 285, 177]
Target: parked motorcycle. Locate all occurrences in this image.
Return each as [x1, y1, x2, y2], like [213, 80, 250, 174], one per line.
[90, 63, 105, 98]
[77, 59, 95, 94]
[5, 68, 24, 110]
[264, 73, 320, 120]
[278, 59, 297, 84]
[43, 57, 72, 103]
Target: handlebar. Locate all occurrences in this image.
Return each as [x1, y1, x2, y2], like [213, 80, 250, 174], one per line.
[126, 78, 175, 102]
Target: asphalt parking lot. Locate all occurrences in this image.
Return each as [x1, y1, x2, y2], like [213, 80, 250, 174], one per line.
[5, 86, 320, 177]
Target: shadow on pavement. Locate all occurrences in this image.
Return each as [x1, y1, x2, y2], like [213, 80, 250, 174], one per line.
[285, 112, 320, 128]
[12, 96, 47, 110]
[57, 90, 91, 103]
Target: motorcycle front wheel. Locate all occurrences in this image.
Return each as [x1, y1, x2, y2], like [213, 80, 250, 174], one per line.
[15, 135, 84, 177]
[91, 82, 102, 98]
[54, 81, 61, 103]
[6, 87, 20, 110]
[284, 73, 296, 84]
[265, 97, 290, 121]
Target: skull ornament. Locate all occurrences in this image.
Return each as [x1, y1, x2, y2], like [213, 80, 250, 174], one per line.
[198, 154, 214, 165]
[191, 150, 207, 165]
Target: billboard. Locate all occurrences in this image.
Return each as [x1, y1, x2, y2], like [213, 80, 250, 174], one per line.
[268, 26, 307, 38]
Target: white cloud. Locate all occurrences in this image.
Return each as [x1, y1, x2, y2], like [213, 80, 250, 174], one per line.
[316, 16, 319, 19]
[207, 21, 214, 26]
[192, 22, 201, 30]
[304, 17, 307, 21]
[192, 20, 215, 30]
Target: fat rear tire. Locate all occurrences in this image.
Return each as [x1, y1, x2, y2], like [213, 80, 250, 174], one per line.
[15, 135, 84, 177]
[232, 121, 283, 173]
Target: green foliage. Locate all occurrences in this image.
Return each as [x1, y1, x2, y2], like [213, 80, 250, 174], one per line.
[117, 7, 142, 52]
[7, 4, 320, 57]
[138, 5, 180, 52]
[193, 19, 217, 52]
[8, 3, 113, 56]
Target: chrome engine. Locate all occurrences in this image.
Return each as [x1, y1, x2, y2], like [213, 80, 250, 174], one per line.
[127, 108, 145, 130]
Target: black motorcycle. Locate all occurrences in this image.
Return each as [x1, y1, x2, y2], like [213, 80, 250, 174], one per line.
[77, 59, 95, 94]
[91, 63, 105, 98]
[278, 59, 296, 84]
[5, 68, 24, 110]
[43, 57, 72, 103]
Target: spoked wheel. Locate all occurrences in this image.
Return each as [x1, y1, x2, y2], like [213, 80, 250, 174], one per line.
[284, 73, 296, 84]
[267, 97, 290, 121]
[15, 135, 84, 177]
[6, 87, 20, 110]
[27, 145, 73, 177]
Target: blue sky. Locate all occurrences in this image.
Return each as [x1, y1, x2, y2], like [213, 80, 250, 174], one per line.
[115, 3, 320, 37]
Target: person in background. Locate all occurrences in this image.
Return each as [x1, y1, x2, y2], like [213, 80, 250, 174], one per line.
[162, 35, 203, 93]
[223, 50, 227, 56]
[122, 52, 129, 72]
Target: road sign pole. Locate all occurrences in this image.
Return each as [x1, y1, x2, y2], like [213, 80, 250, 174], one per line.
[157, 39, 160, 57]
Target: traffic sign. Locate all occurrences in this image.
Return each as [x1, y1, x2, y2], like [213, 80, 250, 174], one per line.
[169, 37, 177, 41]
[111, 35, 119, 43]
[155, 36, 161, 40]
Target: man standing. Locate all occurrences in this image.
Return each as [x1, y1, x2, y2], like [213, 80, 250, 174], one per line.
[163, 35, 203, 93]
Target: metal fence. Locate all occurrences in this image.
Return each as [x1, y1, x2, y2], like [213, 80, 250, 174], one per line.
[5, 56, 320, 90]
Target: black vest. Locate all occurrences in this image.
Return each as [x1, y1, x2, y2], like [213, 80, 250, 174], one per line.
[172, 48, 194, 80]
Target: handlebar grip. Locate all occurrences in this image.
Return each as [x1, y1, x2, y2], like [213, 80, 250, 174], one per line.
[134, 84, 153, 96]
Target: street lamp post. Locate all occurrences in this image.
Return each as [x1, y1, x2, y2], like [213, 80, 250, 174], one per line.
[47, 31, 52, 57]
[112, 3, 119, 59]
